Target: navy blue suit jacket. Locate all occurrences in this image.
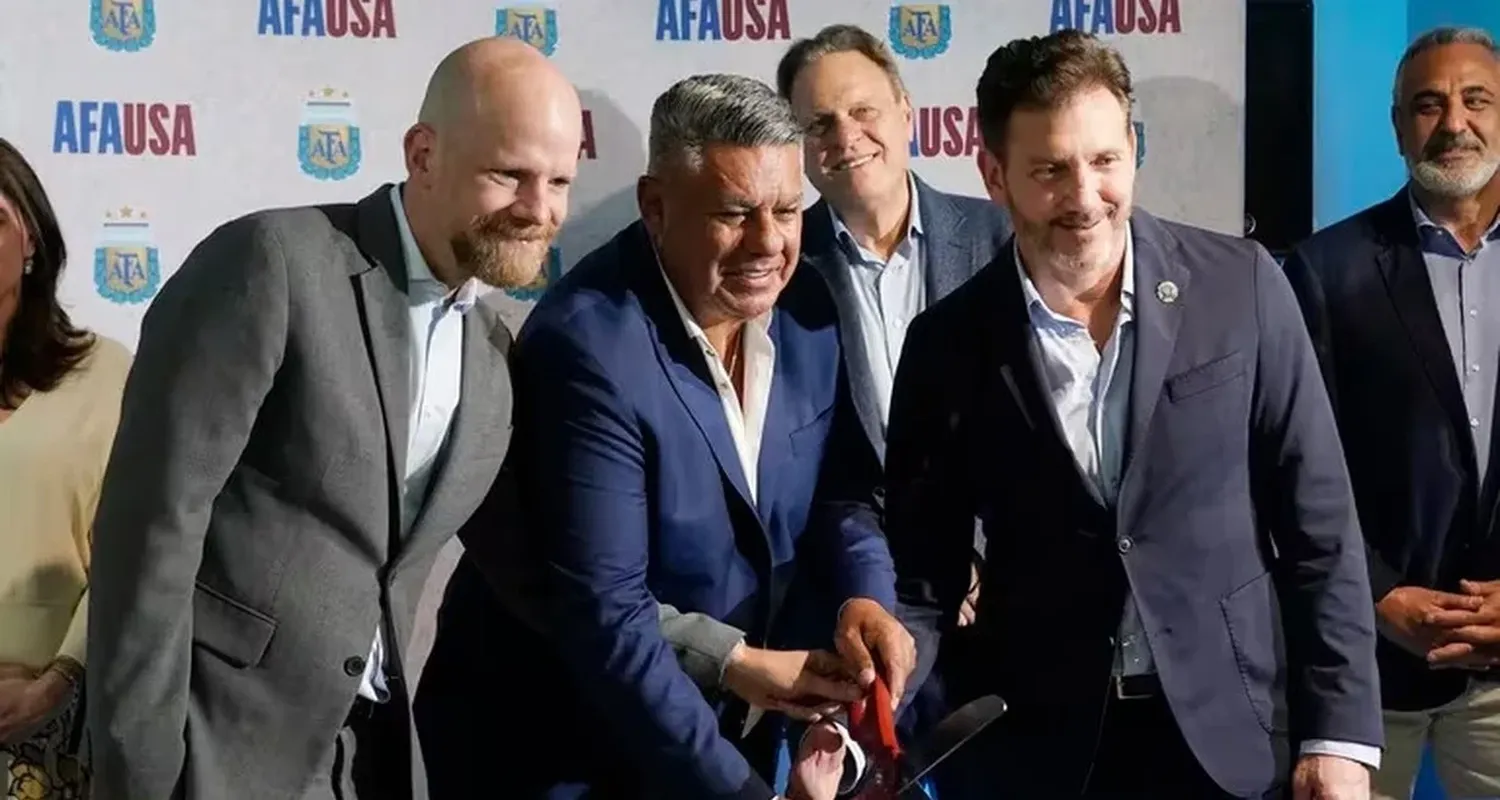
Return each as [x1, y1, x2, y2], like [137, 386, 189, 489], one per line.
[886, 211, 1382, 797]
[516, 221, 897, 799]
[1282, 189, 1500, 711]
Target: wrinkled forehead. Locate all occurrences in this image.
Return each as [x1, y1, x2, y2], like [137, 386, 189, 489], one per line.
[1399, 43, 1500, 103]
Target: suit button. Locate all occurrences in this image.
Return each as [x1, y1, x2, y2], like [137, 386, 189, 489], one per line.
[343, 656, 366, 676]
[1117, 537, 1134, 554]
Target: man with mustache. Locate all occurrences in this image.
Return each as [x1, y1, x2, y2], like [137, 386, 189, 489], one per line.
[420, 74, 913, 800]
[85, 37, 581, 800]
[871, 30, 1382, 798]
[1282, 26, 1500, 799]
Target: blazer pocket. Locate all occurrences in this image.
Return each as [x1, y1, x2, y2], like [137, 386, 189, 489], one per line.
[1165, 350, 1246, 402]
[1219, 570, 1286, 734]
[788, 402, 835, 457]
[192, 582, 277, 669]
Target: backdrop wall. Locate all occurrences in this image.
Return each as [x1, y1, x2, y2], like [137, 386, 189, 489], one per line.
[1, 0, 1243, 348]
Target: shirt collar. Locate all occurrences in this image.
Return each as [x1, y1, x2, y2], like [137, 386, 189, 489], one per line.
[1407, 187, 1500, 258]
[389, 184, 480, 314]
[828, 171, 923, 259]
[1015, 223, 1135, 326]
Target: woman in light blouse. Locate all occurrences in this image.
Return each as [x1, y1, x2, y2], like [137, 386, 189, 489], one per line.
[0, 138, 130, 799]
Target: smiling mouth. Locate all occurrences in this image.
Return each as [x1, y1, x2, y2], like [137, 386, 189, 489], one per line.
[831, 153, 877, 173]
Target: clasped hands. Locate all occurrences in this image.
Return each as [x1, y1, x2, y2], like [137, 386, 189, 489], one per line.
[721, 599, 916, 800]
[722, 598, 917, 720]
[1377, 579, 1500, 670]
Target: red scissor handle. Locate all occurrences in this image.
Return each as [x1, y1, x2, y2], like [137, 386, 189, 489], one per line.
[844, 675, 902, 799]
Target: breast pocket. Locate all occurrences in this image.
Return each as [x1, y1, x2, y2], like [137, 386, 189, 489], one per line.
[1165, 350, 1246, 403]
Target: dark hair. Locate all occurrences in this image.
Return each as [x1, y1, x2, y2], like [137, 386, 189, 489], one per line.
[975, 29, 1134, 155]
[775, 24, 906, 101]
[0, 138, 93, 409]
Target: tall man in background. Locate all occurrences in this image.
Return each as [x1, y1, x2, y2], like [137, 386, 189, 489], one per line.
[776, 24, 1012, 735]
[869, 30, 1382, 798]
[1282, 26, 1500, 799]
[86, 38, 582, 800]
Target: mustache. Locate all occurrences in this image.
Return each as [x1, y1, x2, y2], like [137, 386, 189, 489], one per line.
[470, 212, 556, 242]
[1423, 131, 1485, 160]
[1051, 208, 1114, 229]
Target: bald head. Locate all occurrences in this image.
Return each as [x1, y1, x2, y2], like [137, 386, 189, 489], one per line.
[418, 37, 578, 134]
[401, 37, 582, 292]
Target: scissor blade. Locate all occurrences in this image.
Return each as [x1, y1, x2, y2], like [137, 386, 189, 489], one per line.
[896, 695, 1008, 796]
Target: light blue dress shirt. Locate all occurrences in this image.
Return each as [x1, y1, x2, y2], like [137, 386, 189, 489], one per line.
[1016, 227, 1379, 769]
[1410, 191, 1500, 483]
[353, 185, 478, 702]
[828, 172, 927, 432]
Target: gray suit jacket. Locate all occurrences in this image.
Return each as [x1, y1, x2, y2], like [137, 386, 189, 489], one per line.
[802, 174, 1011, 464]
[86, 185, 515, 800]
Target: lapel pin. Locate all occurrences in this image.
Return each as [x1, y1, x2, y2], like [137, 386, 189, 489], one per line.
[1155, 280, 1179, 304]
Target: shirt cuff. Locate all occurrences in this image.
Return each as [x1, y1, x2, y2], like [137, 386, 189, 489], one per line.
[1300, 739, 1381, 771]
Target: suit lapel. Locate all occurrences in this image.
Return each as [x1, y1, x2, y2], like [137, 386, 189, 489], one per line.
[632, 230, 757, 510]
[803, 201, 886, 461]
[991, 246, 1100, 499]
[1119, 212, 1189, 502]
[352, 187, 411, 540]
[1373, 195, 1473, 452]
[915, 176, 977, 302]
[754, 313, 794, 528]
[402, 308, 513, 559]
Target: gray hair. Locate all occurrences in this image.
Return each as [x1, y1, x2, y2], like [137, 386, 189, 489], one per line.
[1393, 26, 1500, 107]
[646, 73, 803, 175]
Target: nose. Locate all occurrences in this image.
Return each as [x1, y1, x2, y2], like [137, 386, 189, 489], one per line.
[828, 116, 862, 155]
[1439, 104, 1469, 136]
[509, 179, 550, 226]
[744, 210, 787, 256]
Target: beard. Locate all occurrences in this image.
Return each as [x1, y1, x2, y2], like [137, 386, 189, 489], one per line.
[1016, 204, 1129, 276]
[450, 212, 559, 289]
[1408, 130, 1500, 199]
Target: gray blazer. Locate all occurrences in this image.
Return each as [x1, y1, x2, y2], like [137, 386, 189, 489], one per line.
[802, 174, 1012, 464]
[86, 185, 515, 800]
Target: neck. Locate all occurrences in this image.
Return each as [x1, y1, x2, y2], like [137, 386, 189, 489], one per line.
[1412, 180, 1500, 251]
[400, 186, 466, 289]
[1019, 235, 1126, 348]
[0, 289, 17, 359]
[700, 319, 745, 369]
[834, 178, 913, 260]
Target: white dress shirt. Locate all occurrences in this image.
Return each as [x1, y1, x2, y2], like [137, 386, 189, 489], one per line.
[355, 185, 479, 702]
[1016, 228, 1379, 770]
[827, 172, 927, 432]
[657, 266, 775, 504]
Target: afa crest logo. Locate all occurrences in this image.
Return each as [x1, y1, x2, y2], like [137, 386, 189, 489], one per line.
[298, 88, 362, 181]
[93, 206, 161, 304]
[90, 0, 156, 52]
[888, 4, 950, 60]
[1133, 120, 1146, 168]
[496, 6, 558, 57]
[505, 246, 563, 302]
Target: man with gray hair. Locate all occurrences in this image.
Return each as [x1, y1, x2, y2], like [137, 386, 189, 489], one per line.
[1284, 25, 1500, 798]
[416, 73, 912, 800]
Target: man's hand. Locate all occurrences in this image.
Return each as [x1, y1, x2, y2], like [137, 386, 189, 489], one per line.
[1292, 754, 1370, 800]
[785, 721, 847, 800]
[835, 598, 917, 710]
[721, 645, 862, 721]
[1374, 585, 1483, 656]
[1425, 579, 1500, 669]
[0, 667, 71, 745]
[958, 564, 980, 627]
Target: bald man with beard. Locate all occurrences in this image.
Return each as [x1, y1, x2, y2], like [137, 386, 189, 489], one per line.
[85, 37, 582, 800]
